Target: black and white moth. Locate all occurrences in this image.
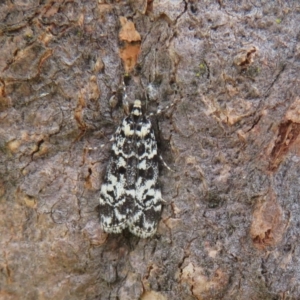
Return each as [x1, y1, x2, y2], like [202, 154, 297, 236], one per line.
[99, 99, 162, 238]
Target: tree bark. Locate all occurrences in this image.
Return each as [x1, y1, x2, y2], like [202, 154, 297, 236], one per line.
[1, 1, 300, 299]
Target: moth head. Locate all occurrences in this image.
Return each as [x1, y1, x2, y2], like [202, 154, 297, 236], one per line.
[132, 100, 142, 116]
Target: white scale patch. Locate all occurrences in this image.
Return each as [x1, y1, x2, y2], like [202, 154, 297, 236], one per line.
[99, 99, 163, 238]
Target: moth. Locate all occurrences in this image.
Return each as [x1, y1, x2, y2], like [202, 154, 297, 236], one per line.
[99, 99, 162, 238]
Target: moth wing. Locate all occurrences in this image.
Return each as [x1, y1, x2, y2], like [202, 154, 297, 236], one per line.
[99, 118, 136, 233]
[128, 118, 162, 238]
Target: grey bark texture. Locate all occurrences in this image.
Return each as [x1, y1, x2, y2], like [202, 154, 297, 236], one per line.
[1, 0, 300, 299]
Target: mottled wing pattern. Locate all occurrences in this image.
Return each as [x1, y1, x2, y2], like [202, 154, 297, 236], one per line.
[99, 100, 162, 237]
[128, 117, 162, 238]
[99, 116, 136, 233]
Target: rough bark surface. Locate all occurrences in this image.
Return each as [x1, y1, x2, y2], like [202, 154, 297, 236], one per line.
[1, 1, 300, 299]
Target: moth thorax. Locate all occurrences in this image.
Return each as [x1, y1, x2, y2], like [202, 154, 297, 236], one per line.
[132, 100, 142, 116]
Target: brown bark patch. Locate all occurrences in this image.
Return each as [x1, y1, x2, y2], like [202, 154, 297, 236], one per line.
[234, 46, 258, 68]
[119, 17, 141, 73]
[250, 192, 285, 249]
[141, 290, 166, 300]
[181, 263, 229, 300]
[269, 121, 300, 171]
[119, 17, 141, 42]
[269, 97, 300, 171]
